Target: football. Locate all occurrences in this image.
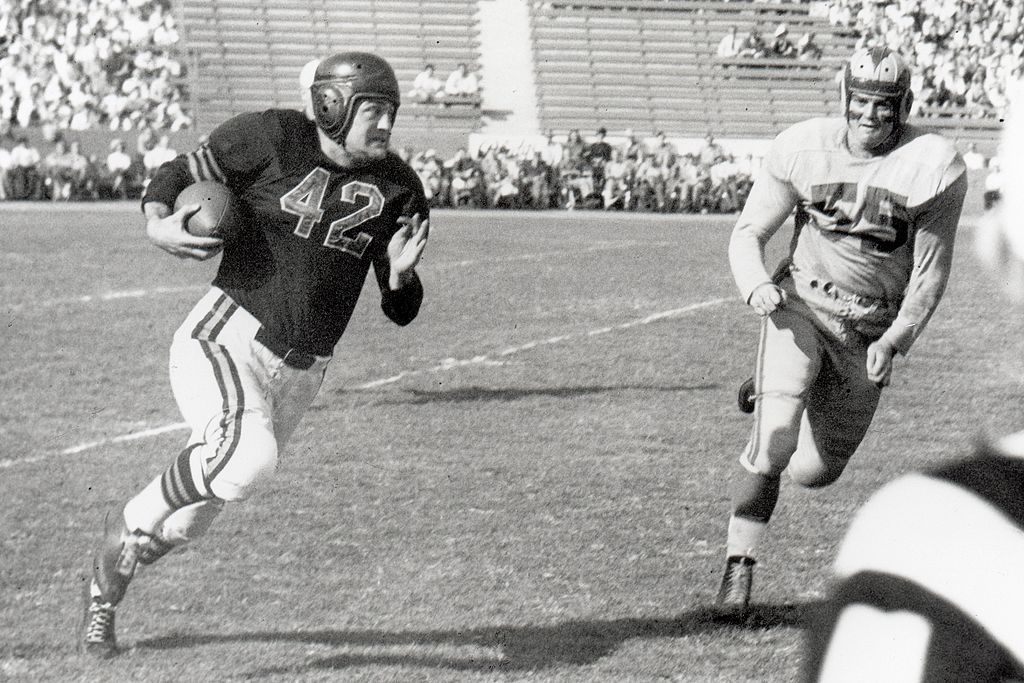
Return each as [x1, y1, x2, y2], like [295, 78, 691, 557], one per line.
[173, 181, 243, 239]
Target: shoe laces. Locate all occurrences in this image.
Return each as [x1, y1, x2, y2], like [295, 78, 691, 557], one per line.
[86, 600, 115, 643]
[721, 558, 753, 602]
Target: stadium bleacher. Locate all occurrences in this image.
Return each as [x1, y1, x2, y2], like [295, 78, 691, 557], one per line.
[174, 0, 483, 153]
[528, 0, 854, 137]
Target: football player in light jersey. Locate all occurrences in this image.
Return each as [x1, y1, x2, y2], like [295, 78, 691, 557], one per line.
[804, 77, 1024, 682]
[81, 52, 430, 657]
[715, 47, 968, 619]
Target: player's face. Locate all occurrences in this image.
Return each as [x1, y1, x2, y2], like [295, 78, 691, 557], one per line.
[344, 98, 396, 162]
[846, 92, 898, 155]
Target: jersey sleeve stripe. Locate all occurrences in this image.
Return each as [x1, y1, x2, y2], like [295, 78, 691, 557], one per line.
[187, 145, 228, 184]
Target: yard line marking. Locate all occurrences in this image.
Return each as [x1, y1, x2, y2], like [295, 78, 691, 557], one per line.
[9, 242, 664, 313]
[357, 297, 731, 389]
[11, 285, 206, 312]
[0, 422, 189, 469]
[16, 296, 731, 467]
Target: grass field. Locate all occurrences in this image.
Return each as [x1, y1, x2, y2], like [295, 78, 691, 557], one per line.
[1, 202, 1020, 682]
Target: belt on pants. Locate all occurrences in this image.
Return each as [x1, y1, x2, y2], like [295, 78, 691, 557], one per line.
[254, 327, 317, 370]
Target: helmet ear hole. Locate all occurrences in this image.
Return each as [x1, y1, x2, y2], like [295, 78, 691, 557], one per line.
[312, 83, 348, 140]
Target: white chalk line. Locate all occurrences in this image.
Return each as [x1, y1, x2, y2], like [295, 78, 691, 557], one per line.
[356, 297, 731, 388]
[8, 242, 656, 313]
[4, 296, 731, 468]
[8, 285, 206, 313]
[0, 422, 189, 469]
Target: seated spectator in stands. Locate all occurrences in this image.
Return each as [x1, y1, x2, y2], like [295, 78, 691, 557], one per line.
[541, 130, 564, 171]
[104, 138, 133, 200]
[621, 128, 644, 162]
[16, 82, 46, 129]
[769, 24, 797, 59]
[444, 63, 481, 105]
[717, 25, 742, 59]
[408, 64, 445, 104]
[631, 153, 666, 212]
[142, 134, 175, 183]
[43, 137, 76, 201]
[445, 148, 483, 207]
[698, 132, 726, 167]
[796, 32, 823, 61]
[964, 73, 994, 117]
[585, 127, 613, 191]
[521, 151, 553, 210]
[709, 154, 743, 213]
[648, 131, 676, 162]
[411, 148, 444, 206]
[602, 147, 634, 210]
[67, 139, 95, 200]
[490, 162, 521, 210]
[9, 136, 43, 200]
[738, 29, 767, 59]
[564, 128, 586, 169]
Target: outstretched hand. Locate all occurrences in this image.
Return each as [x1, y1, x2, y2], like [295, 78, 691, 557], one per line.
[146, 203, 223, 260]
[387, 213, 429, 289]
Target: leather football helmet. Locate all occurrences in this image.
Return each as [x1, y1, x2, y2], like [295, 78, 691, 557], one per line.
[841, 47, 913, 125]
[310, 52, 400, 145]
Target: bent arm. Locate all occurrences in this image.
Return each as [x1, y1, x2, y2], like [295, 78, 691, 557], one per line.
[880, 170, 967, 354]
[728, 170, 800, 301]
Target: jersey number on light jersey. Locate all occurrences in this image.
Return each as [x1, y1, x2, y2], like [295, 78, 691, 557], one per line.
[809, 182, 909, 253]
[280, 168, 384, 257]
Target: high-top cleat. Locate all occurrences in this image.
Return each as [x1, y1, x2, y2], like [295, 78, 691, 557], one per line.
[81, 581, 119, 659]
[737, 377, 756, 414]
[83, 509, 153, 657]
[714, 555, 756, 620]
[92, 510, 150, 605]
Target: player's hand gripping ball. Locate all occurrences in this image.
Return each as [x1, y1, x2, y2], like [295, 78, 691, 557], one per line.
[174, 181, 243, 239]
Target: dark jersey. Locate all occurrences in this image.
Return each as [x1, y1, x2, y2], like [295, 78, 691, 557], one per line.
[804, 443, 1024, 682]
[143, 109, 427, 356]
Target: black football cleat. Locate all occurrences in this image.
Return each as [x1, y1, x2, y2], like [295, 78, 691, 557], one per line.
[81, 580, 119, 659]
[737, 377, 756, 414]
[714, 555, 755, 621]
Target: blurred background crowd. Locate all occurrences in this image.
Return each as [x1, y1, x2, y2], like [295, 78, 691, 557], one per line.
[827, 0, 1024, 117]
[0, 0, 1015, 208]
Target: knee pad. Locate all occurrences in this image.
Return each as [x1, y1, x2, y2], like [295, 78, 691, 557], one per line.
[200, 440, 278, 503]
[788, 448, 850, 489]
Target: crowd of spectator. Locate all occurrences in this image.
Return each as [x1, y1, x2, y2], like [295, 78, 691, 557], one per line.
[826, 0, 1023, 118]
[407, 62, 482, 107]
[402, 129, 757, 213]
[717, 22, 824, 61]
[0, 122, 174, 201]
[0, 123, 757, 214]
[0, 0, 191, 135]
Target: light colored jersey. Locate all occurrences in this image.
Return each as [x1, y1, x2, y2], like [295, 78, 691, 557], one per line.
[730, 117, 967, 353]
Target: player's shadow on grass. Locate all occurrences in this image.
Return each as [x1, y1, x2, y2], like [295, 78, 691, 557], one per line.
[330, 383, 719, 406]
[136, 601, 820, 676]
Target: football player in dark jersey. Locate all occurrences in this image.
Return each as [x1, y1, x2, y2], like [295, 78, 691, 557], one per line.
[803, 77, 1024, 681]
[82, 52, 430, 657]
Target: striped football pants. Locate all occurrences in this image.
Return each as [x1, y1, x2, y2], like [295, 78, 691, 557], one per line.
[740, 269, 891, 487]
[167, 287, 331, 505]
